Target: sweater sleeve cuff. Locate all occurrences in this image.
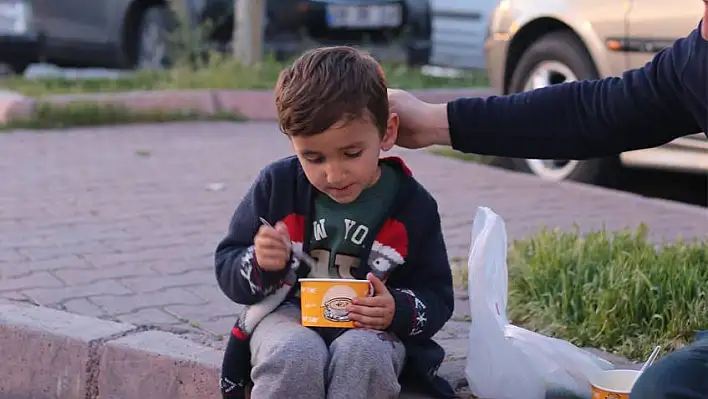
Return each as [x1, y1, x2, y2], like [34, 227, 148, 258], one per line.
[387, 288, 417, 337]
[447, 100, 465, 152]
[252, 251, 292, 288]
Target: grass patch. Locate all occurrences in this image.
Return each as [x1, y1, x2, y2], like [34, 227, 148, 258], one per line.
[1, 56, 488, 97]
[455, 225, 708, 361]
[429, 145, 494, 164]
[1, 102, 242, 131]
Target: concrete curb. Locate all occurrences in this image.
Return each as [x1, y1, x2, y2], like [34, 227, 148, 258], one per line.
[0, 303, 223, 399]
[0, 302, 460, 399]
[0, 88, 496, 124]
[1, 301, 638, 399]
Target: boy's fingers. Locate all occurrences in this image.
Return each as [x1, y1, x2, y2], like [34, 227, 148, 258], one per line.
[258, 225, 288, 240]
[255, 245, 290, 263]
[256, 224, 276, 235]
[348, 312, 382, 327]
[366, 272, 388, 294]
[348, 304, 385, 317]
[352, 296, 385, 307]
[255, 235, 289, 250]
[261, 249, 290, 260]
[274, 221, 290, 240]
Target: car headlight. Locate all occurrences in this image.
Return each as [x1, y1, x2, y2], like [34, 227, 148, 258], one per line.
[488, 0, 513, 36]
[0, 0, 32, 35]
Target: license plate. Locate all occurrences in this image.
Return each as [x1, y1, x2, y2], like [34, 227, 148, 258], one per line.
[326, 4, 402, 29]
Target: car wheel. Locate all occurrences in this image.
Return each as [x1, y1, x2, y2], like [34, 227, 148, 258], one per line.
[135, 6, 172, 70]
[506, 31, 619, 185]
[0, 62, 28, 78]
[406, 46, 430, 67]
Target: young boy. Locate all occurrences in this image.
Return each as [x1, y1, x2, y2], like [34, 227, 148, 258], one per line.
[215, 46, 456, 399]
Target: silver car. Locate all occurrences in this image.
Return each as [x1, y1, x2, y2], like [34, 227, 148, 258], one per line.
[483, 0, 707, 184]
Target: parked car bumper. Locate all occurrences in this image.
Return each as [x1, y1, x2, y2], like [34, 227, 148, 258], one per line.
[264, 0, 432, 65]
[265, 36, 430, 64]
[198, 0, 432, 66]
[0, 33, 40, 73]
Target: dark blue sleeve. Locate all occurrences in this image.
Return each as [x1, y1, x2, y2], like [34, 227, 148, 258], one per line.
[447, 25, 703, 160]
[387, 198, 454, 341]
[214, 167, 292, 305]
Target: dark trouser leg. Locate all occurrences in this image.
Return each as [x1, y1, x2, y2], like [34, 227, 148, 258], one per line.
[630, 339, 708, 399]
[220, 321, 251, 398]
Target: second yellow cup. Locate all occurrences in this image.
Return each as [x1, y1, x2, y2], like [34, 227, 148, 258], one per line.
[590, 369, 641, 399]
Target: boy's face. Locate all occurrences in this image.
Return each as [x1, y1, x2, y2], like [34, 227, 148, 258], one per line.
[290, 113, 399, 204]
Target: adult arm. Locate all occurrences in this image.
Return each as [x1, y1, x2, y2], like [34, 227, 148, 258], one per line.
[447, 25, 704, 160]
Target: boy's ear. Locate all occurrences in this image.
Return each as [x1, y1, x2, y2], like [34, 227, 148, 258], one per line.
[380, 113, 399, 151]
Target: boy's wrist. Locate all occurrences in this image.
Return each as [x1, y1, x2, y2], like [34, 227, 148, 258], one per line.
[386, 289, 417, 336]
[252, 250, 292, 285]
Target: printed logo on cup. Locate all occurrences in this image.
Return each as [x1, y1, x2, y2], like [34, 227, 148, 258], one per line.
[299, 278, 372, 329]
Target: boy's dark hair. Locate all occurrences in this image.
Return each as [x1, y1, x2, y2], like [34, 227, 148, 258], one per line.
[274, 46, 388, 137]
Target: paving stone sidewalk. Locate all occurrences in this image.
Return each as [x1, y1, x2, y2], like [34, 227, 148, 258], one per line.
[0, 122, 706, 393]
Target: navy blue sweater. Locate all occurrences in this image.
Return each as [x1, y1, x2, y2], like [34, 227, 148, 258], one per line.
[448, 21, 707, 158]
[215, 156, 457, 398]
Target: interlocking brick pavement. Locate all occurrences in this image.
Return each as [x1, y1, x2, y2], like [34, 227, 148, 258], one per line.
[0, 121, 706, 355]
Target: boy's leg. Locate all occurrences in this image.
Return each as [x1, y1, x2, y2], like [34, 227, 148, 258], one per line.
[249, 303, 329, 399]
[327, 329, 406, 399]
[220, 320, 252, 398]
[630, 338, 708, 399]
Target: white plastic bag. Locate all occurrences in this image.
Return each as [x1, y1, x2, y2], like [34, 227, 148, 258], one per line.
[464, 207, 614, 399]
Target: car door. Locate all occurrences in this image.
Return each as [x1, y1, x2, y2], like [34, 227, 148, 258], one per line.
[32, 0, 111, 63]
[429, 0, 497, 69]
[625, 0, 707, 153]
[625, 0, 703, 69]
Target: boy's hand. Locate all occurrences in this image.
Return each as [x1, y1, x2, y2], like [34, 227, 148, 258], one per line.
[348, 273, 395, 330]
[254, 221, 291, 271]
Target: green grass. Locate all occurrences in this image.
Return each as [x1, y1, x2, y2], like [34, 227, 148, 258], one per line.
[1, 101, 242, 131]
[454, 225, 708, 362]
[0, 56, 488, 97]
[0, 53, 486, 129]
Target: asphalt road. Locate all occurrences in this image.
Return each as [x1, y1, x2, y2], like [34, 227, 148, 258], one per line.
[621, 168, 707, 208]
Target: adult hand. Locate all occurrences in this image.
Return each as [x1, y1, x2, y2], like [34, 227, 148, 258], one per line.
[388, 88, 451, 149]
[253, 221, 291, 271]
[347, 272, 395, 330]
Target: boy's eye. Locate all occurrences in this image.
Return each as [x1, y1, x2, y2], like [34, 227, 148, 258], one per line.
[305, 155, 325, 164]
[344, 150, 363, 158]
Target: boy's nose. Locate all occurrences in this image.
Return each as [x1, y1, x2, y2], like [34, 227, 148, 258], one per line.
[326, 173, 346, 186]
[325, 165, 347, 185]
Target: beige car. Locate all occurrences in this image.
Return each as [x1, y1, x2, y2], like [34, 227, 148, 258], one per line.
[484, 0, 707, 184]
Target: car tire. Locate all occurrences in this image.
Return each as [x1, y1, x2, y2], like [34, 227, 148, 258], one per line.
[406, 46, 430, 67]
[134, 6, 173, 70]
[0, 62, 28, 77]
[506, 31, 619, 185]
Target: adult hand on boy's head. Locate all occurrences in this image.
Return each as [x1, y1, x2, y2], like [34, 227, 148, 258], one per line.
[254, 221, 291, 271]
[388, 88, 451, 149]
[347, 273, 395, 330]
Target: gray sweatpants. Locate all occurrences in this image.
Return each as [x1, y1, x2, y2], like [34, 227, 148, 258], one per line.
[249, 302, 406, 399]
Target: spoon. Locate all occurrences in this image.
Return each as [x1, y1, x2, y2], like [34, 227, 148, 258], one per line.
[639, 345, 661, 374]
[259, 217, 318, 271]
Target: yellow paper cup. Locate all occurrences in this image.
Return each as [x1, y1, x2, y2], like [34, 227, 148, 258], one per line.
[590, 369, 641, 399]
[299, 278, 372, 328]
